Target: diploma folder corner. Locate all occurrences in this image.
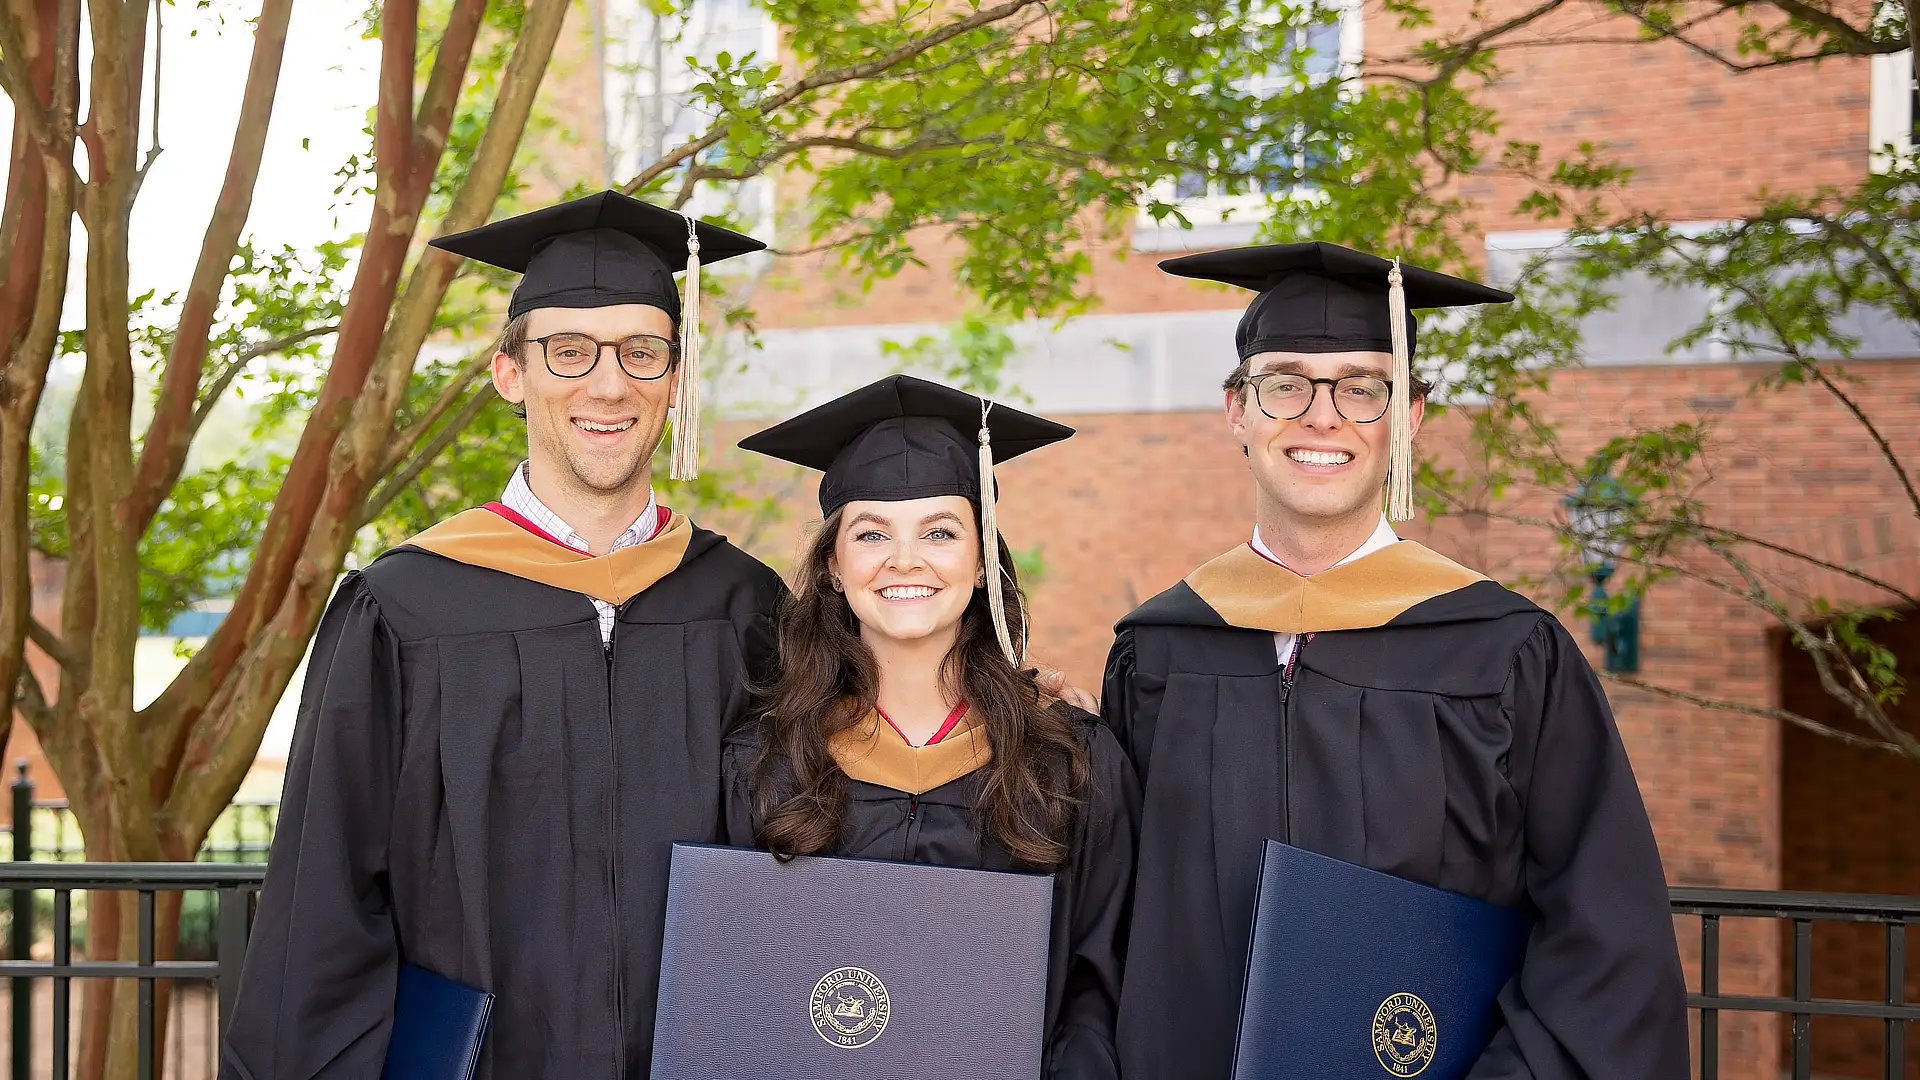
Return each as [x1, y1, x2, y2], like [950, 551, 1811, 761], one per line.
[380, 962, 494, 1080]
[653, 842, 1055, 1080]
[1230, 840, 1530, 1080]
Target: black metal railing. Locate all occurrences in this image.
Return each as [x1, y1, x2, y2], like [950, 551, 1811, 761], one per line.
[0, 863, 263, 1080]
[1672, 887, 1919, 1080]
[0, 824, 1908, 1079]
[2, 763, 274, 1079]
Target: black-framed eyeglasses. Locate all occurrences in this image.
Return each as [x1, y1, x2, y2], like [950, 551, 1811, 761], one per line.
[529, 332, 679, 381]
[1246, 372, 1395, 423]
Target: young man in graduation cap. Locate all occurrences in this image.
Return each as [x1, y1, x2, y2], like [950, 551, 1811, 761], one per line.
[221, 191, 787, 1079]
[1102, 242, 1690, 1080]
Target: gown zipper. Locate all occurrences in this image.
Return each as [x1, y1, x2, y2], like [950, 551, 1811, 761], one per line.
[904, 795, 921, 860]
[1278, 633, 1313, 843]
[604, 626, 626, 1077]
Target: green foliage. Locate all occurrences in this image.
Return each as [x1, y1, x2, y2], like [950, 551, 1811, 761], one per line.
[879, 313, 1022, 398]
[1421, 131, 1920, 729]
[641, 0, 1375, 315]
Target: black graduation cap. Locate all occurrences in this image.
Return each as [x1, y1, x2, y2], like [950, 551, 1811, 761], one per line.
[739, 374, 1074, 664]
[429, 190, 767, 483]
[1159, 241, 1514, 360]
[1160, 241, 1513, 523]
[429, 189, 764, 322]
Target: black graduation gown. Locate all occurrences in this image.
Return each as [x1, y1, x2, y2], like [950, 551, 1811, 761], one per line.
[222, 509, 782, 1080]
[1102, 540, 1689, 1080]
[720, 706, 1140, 1080]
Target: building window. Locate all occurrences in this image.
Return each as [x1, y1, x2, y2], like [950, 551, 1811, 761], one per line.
[1132, 0, 1361, 253]
[599, 0, 779, 235]
[1482, 224, 1920, 367]
[1868, 50, 1914, 167]
[1482, 227, 1731, 368]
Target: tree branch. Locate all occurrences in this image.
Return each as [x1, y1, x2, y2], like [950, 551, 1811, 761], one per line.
[1694, 523, 1920, 607]
[1598, 671, 1912, 758]
[127, 0, 295, 537]
[11, 662, 53, 732]
[375, 350, 491, 479]
[622, 0, 1047, 194]
[1794, 361, 1920, 523]
[1817, 212, 1920, 327]
[157, 0, 571, 838]
[1759, 0, 1880, 52]
[358, 383, 496, 528]
[26, 616, 74, 671]
[1398, 0, 1572, 82]
[1658, 233, 1920, 523]
[187, 323, 340, 435]
[1716, 545, 1920, 760]
[0, 7, 60, 149]
[408, 0, 487, 194]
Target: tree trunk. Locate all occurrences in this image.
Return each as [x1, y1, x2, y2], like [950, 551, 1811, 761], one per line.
[5, 2, 571, 1071]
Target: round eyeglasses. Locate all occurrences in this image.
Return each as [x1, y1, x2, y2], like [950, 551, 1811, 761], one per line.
[529, 332, 678, 381]
[1246, 372, 1395, 423]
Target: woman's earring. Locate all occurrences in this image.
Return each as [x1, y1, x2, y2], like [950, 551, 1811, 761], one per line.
[829, 575, 844, 592]
[975, 570, 987, 588]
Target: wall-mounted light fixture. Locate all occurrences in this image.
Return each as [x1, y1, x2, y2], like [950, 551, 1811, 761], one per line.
[1563, 473, 1640, 673]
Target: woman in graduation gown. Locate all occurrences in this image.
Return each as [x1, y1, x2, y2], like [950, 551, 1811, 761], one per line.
[723, 374, 1139, 1079]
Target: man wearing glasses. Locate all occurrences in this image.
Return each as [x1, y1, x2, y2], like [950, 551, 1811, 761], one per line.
[1102, 242, 1688, 1079]
[222, 191, 786, 1079]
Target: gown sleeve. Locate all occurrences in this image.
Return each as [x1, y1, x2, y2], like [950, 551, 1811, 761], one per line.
[719, 732, 761, 848]
[220, 575, 403, 1080]
[1047, 723, 1141, 1080]
[1099, 629, 1165, 783]
[1467, 617, 1690, 1080]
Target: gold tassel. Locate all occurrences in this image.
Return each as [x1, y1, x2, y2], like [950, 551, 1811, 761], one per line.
[1386, 258, 1414, 522]
[977, 400, 1020, 666]
[670, 215, 703, 481]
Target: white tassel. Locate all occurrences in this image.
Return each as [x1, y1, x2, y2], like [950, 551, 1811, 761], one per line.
[1386, 258, 1415, 522]
[977, 400, 1020, 666]
[670, 215, 703, 481]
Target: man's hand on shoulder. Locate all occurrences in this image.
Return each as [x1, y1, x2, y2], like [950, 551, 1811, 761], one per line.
[1035, 666, 1098, 712]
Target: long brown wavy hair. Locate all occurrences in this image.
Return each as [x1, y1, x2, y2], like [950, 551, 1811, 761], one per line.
[755, 504, 1090, 869]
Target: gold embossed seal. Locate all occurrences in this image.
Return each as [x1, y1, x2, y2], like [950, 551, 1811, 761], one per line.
[809, 967, 891, 1049]
[1371, 992, 1438, 1077]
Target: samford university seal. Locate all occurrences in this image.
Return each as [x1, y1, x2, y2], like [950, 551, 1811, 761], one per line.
[810, 967, 891, 1049]
[1372, 992, 1437, 1077]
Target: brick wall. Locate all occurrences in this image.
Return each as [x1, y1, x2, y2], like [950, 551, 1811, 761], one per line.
[1364, 0, 1870, 233]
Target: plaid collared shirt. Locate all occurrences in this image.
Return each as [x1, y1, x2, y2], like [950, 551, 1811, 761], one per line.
[500, 461, 660, 643]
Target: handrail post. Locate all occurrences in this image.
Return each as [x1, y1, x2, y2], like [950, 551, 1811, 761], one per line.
[11, 760, 34, 1080]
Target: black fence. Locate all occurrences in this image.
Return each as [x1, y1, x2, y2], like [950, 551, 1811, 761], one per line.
[0, 763, 1909, 1080]
[0, 764, 275, 1079]
[1673, 887, 1920, 1080]
[0, 864, 261, 1080]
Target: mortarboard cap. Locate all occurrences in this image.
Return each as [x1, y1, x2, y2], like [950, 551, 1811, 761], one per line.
[1160, 241, 1513, 522]
[1159, 241, 1513, 360]
[740, 374, 1073, 665]
[430, 190, 767, 482]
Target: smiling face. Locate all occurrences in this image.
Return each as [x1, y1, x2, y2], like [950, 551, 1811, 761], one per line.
[1226, 350, 1424, 531]
[492, 303, 677, 499]
[830, 495, 983, 653]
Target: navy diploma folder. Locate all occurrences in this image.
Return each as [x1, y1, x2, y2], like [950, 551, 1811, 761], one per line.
[380, 962, 494, 1080]
[652, 842, 1055, 1080]
[1231, 841, 1531, 1080]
